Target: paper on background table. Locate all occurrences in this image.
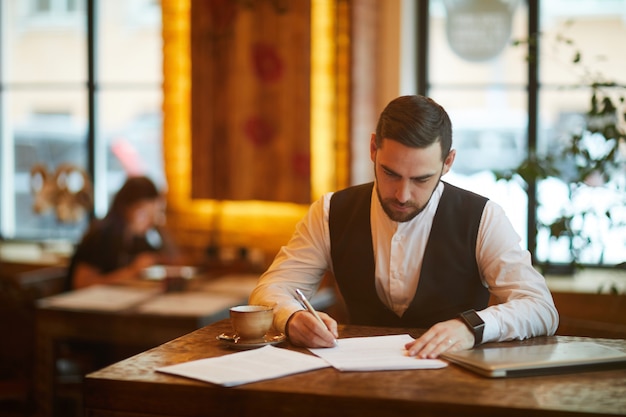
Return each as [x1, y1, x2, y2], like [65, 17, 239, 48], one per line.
[199, 274, 260, 297]
[136, 292, 244, 316]
[38, 285, 160, 311]
[157, 345, 330, 387]
[308, 334, 448, 371]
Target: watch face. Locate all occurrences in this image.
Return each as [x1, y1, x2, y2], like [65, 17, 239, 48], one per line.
[462, 311, 484, 327]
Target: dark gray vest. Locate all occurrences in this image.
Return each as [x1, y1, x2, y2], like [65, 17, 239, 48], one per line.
[329, 181, 489, 327]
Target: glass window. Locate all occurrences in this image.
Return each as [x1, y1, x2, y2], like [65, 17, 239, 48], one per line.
[425, 0, 626, 267]
[1, 0, 88, 240]
[9, 1, 86, 85]
[536, 1, 626, 265]
[98, 0, 162, 85]
[31, 0, 83, 14]
[427, 0, 529, 245]
[0, 0, 163, 241]
[429, 0, 528, 86]
[430, 88, 529, 247]
[96, 90, 164, 216]
[9, 90, 89, 240]
[95, 0, 163, 217]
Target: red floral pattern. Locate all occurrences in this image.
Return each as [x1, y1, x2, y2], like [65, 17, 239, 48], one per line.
[244, 116, 276, 147]
[291, 152, 310, 179]
[251, 42, 284, 83]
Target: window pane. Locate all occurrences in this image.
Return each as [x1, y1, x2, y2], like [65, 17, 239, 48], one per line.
[428, 0, 528, 87]
[537, 88, 626, 266]
[95, 91, 164, 217]
[430, 88, 529, 247]
[4, 0, 86, 84]
[537, 0, 626, 265]
[33, 0, 52, 13]
[94, 0, 164, 217]
[540, 0, 626, 86]
[428, 0, 530, 248]
[9, 90, 89, 240]
[98, 0, 162, 84]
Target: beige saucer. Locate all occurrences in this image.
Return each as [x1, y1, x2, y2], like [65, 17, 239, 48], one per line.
[216, 332, 286, 350]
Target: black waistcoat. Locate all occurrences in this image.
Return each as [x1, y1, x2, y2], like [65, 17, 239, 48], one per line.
[329, 181, 490, 327]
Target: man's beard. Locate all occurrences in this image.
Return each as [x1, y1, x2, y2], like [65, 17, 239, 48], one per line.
[372, 157, 443, 222]
[375, 186, 425, 222]
[374, 174, 442, 222]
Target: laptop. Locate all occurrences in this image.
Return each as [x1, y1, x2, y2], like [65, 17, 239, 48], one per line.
[440, 340, 626, 378]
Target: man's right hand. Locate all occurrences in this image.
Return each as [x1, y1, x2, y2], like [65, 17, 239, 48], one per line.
[286, 310, 338, 348]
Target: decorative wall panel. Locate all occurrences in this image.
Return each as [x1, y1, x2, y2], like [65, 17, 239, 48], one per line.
[191, 0, 311, 203]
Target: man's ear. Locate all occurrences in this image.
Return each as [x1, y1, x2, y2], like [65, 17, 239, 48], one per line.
[442, 149, 456, 175]
[370, 133, 377, 162]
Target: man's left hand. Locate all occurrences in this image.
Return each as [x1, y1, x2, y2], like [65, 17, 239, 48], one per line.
[405, 318, 474, 358]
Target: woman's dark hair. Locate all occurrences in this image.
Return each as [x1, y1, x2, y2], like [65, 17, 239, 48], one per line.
[66, 176, 161, 289]
[374, 95, 452, 160]
[105, 176, 160, 222]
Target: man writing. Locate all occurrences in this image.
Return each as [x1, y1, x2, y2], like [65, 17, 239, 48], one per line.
[250, 95, 558, 358]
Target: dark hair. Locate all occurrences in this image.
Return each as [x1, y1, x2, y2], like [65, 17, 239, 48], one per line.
[374, 95, 452, 160]
[105, 176, 160, 222]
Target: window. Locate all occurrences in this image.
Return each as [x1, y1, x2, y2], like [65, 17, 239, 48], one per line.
[0, 0, 163, 241]
[422, 0, 626, 267]
[424, 0, 531, 250]
[535, 0, 626, 265]
[31, 0, 82, 14]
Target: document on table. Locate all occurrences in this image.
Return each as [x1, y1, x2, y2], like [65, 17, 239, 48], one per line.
[156, 345, 330, 387]
[136, 292, 243, 316]
[38, 285, 160, 311]
[308, 334, 448, 371]
[199, 273, 261, 297]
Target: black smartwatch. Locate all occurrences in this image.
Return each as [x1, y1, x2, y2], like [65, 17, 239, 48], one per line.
[459, 309, 484, 347]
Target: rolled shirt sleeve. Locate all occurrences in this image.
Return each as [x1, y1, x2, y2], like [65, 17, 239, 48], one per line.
[476, 201, 560, 343]
[249, 194, 333, 333]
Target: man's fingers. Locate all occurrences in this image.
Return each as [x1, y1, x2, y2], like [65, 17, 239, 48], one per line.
[318, 312, 339, 338]
[405, 319, 471, 358]
[288, 311, 337, 348]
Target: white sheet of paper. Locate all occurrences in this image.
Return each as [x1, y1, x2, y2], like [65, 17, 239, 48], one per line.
[308, 334, 448, 371]
[39, 285, 160, 311]
[136, 292, 244, 316]
[199, 274, 260, 297]
[156, 345, 330, 387]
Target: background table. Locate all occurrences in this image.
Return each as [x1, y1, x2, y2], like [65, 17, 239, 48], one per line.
[84, 320, 626, 417]
[34, 274, 260, 417]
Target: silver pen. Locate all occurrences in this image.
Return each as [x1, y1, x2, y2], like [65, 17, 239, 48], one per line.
[295, 288, 338, 347]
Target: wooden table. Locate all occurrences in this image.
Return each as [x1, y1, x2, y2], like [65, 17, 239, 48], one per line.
[34, 274, 261, 417]
[84, 320, 626, 417]
[0, 241, 69, 279]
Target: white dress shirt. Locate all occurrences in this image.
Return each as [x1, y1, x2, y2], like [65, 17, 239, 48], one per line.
[250, 181, 559, 343]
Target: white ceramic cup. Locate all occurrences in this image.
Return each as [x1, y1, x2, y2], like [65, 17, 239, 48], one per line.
[229, 305, 274, 341]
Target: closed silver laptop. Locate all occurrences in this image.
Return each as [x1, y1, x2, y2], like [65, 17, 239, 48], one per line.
[441, 340, 626, 378]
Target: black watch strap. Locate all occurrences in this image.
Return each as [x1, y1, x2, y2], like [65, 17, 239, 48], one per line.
[459, 309, 485, 347]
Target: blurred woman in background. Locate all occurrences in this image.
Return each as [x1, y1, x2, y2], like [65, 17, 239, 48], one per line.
[68, 176, 178, 289]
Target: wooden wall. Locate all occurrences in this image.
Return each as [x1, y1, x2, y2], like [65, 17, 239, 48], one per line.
[190, 0, 312, 203]
[161, 0, 395, 265]
[553, 292, 626, 339]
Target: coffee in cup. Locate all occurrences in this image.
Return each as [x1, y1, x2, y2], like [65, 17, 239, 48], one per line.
[229, 305, 274, 341]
